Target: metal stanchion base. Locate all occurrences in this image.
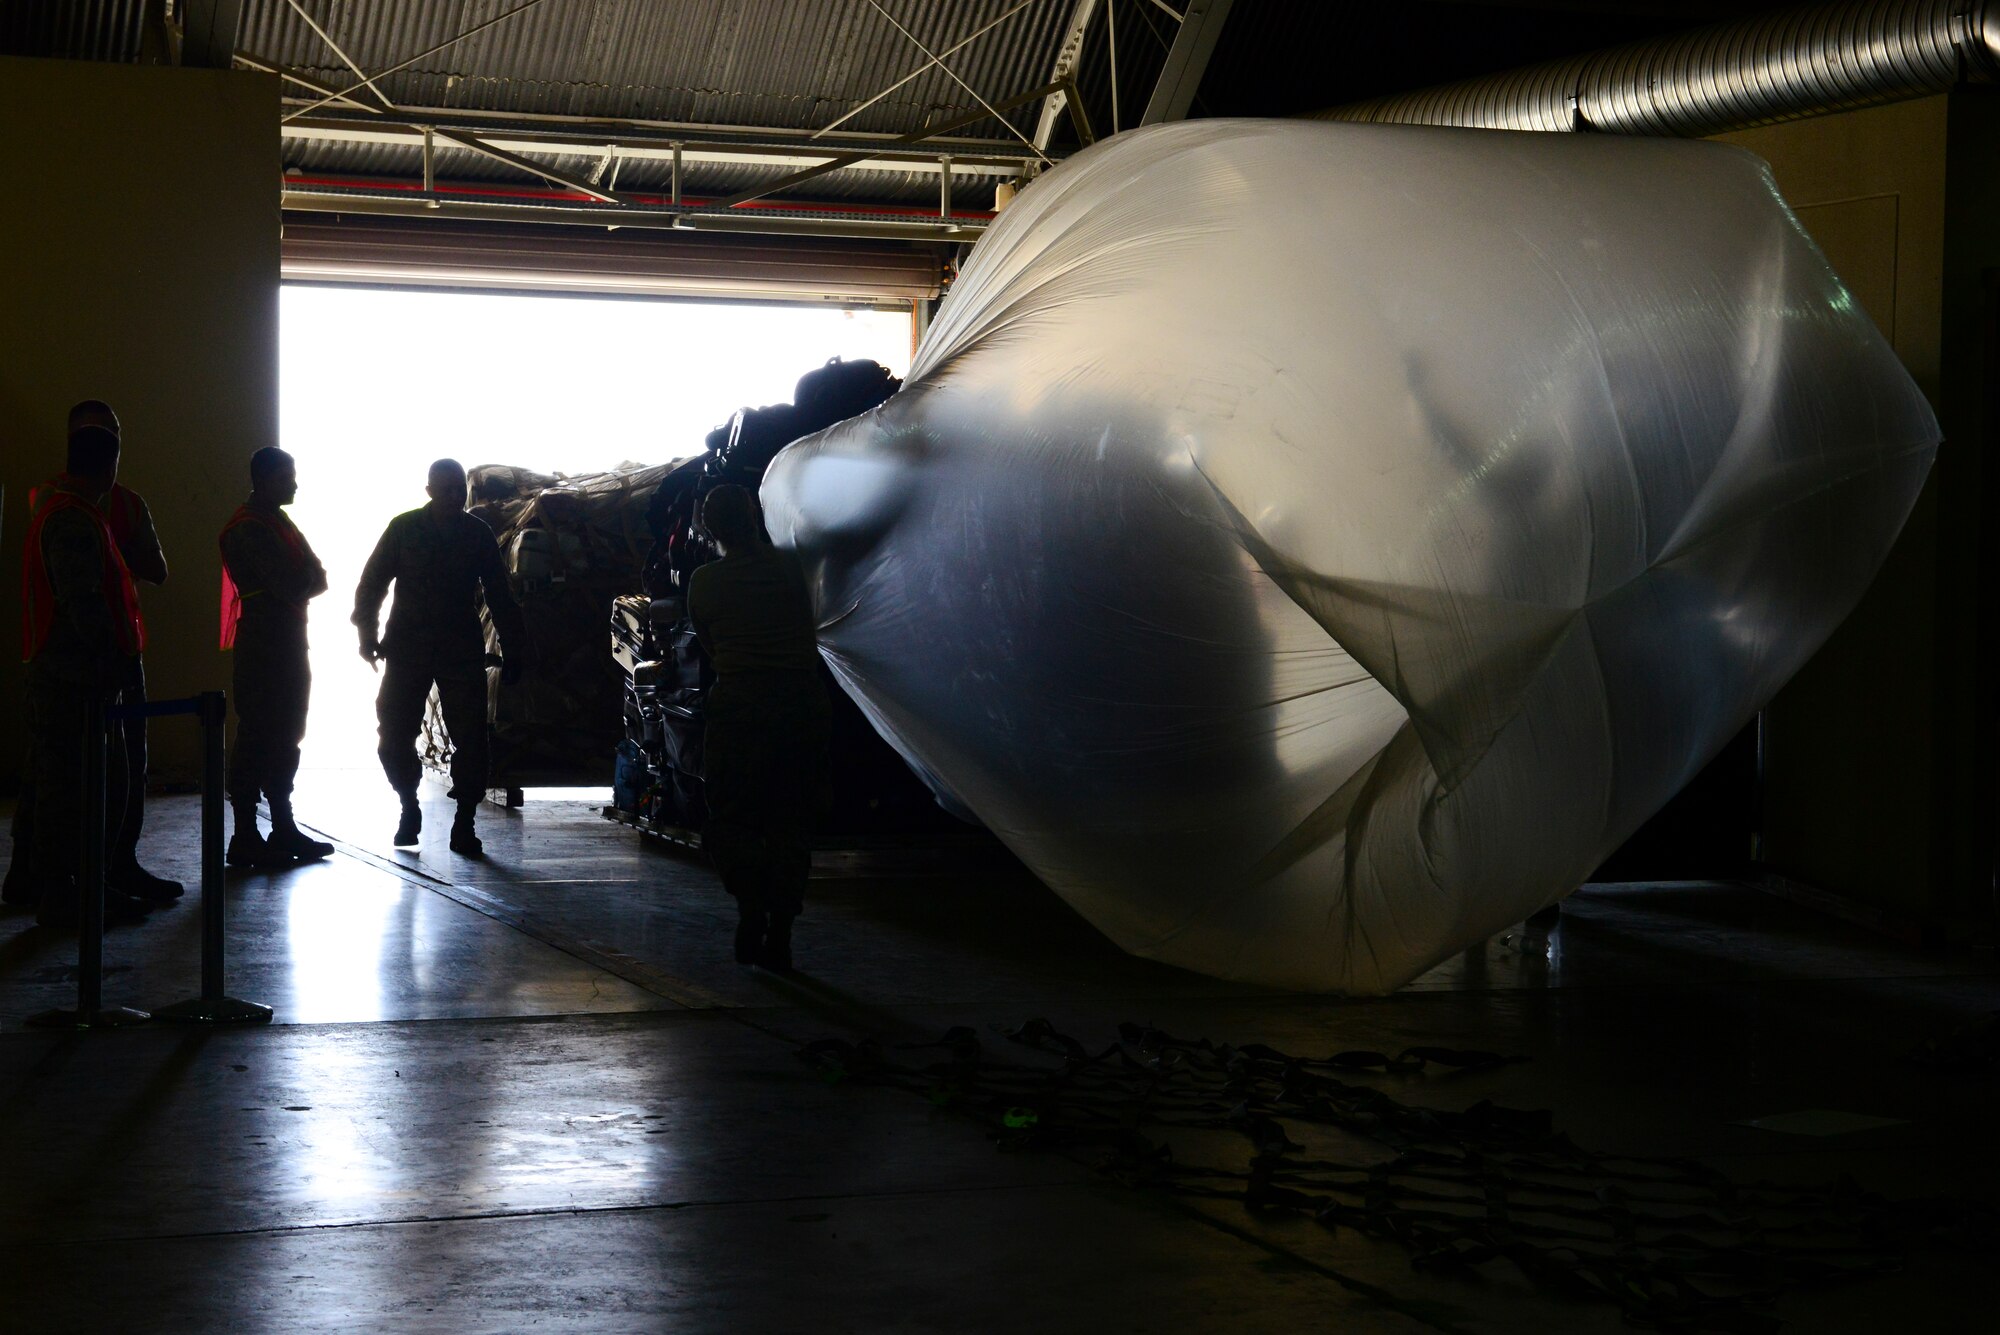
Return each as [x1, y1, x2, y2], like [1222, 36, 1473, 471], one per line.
[25, 1005, 152, 1030]
[151, 996, 274, 1025]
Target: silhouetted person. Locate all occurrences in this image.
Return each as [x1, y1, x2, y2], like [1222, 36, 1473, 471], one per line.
[687, 484, 830, 971]
[220, 446, 333, 867]
[16, 425, 153, 929]
[4, 401, 182, 910]
[353, 458, 525, 857]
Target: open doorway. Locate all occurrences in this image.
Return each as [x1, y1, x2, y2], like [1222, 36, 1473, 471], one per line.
[278, 284, 913, 796]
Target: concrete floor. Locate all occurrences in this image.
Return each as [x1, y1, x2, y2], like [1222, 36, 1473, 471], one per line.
[2, 774, 1996, 1333]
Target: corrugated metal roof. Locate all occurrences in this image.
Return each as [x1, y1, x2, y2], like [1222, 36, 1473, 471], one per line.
[1067, 0, 1170, 141]
[8, 0, 1816, 228]
[0, 0, 147, 62]
[242, 0, 1074, 140]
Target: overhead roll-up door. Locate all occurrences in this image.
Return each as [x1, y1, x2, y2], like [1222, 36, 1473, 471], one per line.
[281, 218, 946, 306]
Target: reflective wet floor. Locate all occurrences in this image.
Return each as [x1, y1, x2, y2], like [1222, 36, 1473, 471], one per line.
[3, 777, 1995, 1332]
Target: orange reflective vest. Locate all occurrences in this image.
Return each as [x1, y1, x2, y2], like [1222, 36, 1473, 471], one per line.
[21, 484, 146, 662]
[28, 480, 145, 549]
[218, 503, 309, 650]
[104, 484, 146, 549]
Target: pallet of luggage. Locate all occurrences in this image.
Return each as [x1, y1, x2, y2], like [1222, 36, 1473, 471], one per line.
[453, 357, 967, 846]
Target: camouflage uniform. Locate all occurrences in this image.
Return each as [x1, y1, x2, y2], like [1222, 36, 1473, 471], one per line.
[352, 507, 524, 812]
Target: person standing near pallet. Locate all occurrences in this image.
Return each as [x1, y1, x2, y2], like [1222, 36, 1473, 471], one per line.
[352, 458, 526, 857]
[687, 484, 830, 972]
[219, 446, 334, 868]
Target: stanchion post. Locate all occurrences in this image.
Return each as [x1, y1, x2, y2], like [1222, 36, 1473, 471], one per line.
[27, 695, 150, 1029]
[154, 688, 272, 1025]
[77, 696, 106, 1014]
[200, 689, 226, 1000]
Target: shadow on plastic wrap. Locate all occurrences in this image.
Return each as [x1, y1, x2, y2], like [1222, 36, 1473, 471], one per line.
[764, 120, 1939, 994]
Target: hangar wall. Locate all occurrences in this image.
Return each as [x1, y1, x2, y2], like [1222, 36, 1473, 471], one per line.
[1717, 92, 1999, 938]
[0, 57, 278, 789]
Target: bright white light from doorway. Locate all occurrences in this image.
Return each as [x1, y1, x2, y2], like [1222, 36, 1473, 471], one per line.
[280, 284, 913, 772]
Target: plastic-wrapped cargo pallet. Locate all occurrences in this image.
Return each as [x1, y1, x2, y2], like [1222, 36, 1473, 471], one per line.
[438, 461, 684, 790]
[762, 121, 1940, 994]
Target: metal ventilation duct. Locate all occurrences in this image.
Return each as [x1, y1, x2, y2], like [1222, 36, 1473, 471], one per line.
[1312, 0, 2000, 136]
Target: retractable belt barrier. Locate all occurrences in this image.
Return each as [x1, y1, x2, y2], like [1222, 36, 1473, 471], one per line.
[27, 690, 273, 1029]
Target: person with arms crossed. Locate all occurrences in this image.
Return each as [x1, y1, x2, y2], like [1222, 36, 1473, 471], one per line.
[220, 446, 334, 867]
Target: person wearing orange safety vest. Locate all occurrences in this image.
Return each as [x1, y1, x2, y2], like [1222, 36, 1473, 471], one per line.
[14, 425, 155, 930]
[3, 401, 184, 915]
[218, 446, 332, 868]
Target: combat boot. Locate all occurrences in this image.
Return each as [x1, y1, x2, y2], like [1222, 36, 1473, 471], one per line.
[36, 877, 150, 930]
[448, 807, 483, 858]
[393, 796, 422, 847]
[761, 912, 796, 974]
[733, 902, 768, 965]
[109, 860, 185, 904]
[227, 828, 291, 869]
[266, 797, 334, 861]
[266, 826, 334, 860]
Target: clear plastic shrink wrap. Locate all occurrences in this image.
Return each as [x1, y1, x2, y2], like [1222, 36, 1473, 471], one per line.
[762, 121, 1940, 993]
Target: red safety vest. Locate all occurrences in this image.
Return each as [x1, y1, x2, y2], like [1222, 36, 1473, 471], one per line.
[218, 503, 309, 650]
[20, 484, 146, 662]
[28, 480, 145, 549]
[103, 484, 146, 550]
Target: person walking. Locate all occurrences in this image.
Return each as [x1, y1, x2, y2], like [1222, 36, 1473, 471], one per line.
[352, 459, 525, 857]
[17, 424, 153, 929]
[687, 484, 831, 972]
[220, 446, 334, 867]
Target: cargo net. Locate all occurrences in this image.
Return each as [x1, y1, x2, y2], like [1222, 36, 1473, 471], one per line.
[416, 461, 685, 791]
[801, 1021, 1994, 1333]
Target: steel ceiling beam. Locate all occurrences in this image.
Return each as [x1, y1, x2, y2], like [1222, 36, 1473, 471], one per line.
[238, 52, 386, 114]
[428, 127, 625, 204]
[672, 213, 972, 243]
[179, 0, 244, 70]
[706, 79, 1063, 212]
[1139, 0, 1233, 125]
[282, 0, 550, 123]
[282, 0, 395, 111]
[862, 0, 1052, 167]
[1033, 0, 1102, 151]
[815, 0, 1043, 139]
[282, 108, 1043, 179]
[281, 185, 979, 244]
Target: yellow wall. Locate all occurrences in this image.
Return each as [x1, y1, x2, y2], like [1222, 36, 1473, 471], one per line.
[1716, 97, 1948, 395]
[1715, 94, 1998, 930]
[0, 57, 278, 787]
